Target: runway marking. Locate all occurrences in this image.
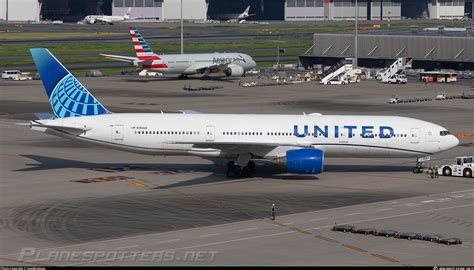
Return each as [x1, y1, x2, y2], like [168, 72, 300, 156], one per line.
[159, 239, 180, 244]
[404, 203, 421, 207]
[342, 244, 368, 253]
[421, 200, 435, 203]
[371, 253, 399, 263]
[127, 180, 146, 187]
[377, 201, 399, 206]
[199, 233, 219, 238]
[304, 204, 474, 231]
[310, 217, 329, 222]
[238, 228, 257, 232]
[452, 195, 465, 198]
[38, 203, 474, 266]
[375, 208, 392, 212]
[314, 235, 339, 243]
[344, 212, 361, 216]
[450, 189, 474, 194]
[288, 227, 312, 235]
[116, 245, 138, 250]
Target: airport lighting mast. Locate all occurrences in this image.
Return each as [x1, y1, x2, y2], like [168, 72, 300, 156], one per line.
[180, 0, 184, 54]
[354, 0, 358, 68]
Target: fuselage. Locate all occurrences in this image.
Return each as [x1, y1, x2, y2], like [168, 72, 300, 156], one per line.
[33, 114, 459, 160]
[142, 53, 257, 75]
[84, 15, 126, 24]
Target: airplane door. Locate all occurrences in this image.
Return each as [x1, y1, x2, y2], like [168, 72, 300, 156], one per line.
[206, 125, 215, 141]
[410, 128, 419, 144]
[113, 125, 124, 140]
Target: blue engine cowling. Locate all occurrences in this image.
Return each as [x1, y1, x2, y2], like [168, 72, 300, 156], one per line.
[274, 149, 324, 174]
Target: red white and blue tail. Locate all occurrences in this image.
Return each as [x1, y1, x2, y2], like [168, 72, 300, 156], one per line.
[129, 26, 160, 61]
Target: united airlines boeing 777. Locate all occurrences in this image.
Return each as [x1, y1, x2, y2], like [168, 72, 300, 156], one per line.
[28, 48, 459, 178]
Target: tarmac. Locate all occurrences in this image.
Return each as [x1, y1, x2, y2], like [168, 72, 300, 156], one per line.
[0, 74, 473, 265]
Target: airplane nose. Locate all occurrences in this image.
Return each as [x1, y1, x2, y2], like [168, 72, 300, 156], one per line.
[451, 135, 460, 148]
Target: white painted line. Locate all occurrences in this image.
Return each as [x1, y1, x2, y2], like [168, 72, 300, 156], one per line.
[55, 203, 474, 266]
[310, 217, 329, 222]
[159, 239, 180, 244]
[406, 203, 421, 207]
[344, 212, 361, 216]
[435, 198, 451, 202]
[199, 233, 220, 238]
[378, 201, 398, 206]
[452, 195, 465, 198]
[421, 200, 435, 203]
[238, 227, 257, 232]
[116, 245, 138, 250]
[283, 222, 294, 225]
[305, 203, 474, 231]
[450, 189, 474, 194]
[375, 208, 393, 212]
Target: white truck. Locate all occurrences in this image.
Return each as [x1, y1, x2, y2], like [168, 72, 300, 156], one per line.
[2, 70, 32, 81]
[387, 74, 407, 84]
[438, 156, 473, 178]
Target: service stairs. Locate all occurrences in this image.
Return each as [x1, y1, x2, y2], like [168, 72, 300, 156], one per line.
[380, 58, 412, 82]
[320, 59, 348, 84]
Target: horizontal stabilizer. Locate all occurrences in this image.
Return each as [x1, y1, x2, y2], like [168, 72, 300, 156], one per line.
[34, 112, 55, 120]
[30, 121, 92, 134]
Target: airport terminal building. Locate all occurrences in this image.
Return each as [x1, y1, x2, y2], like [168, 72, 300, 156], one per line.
[299, 31, 474, 70]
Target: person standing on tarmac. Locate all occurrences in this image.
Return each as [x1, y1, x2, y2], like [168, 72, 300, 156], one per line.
[271, 204, 275, 220]
[434, 165, 439, 178]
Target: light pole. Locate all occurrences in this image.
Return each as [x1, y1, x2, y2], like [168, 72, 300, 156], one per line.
[354, 0, 358, 68]
[277, 46, 280, 65]
[180, 0, 184, 54]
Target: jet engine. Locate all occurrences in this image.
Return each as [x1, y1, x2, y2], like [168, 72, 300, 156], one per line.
[224, 64, 244, 77]
[273, 149, 324, 174]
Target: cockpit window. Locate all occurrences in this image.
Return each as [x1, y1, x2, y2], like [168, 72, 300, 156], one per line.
[440, 130, 451, 136]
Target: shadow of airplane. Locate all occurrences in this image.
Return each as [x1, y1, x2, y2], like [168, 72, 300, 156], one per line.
[121, 76, 237, 84]
[16, 155, 414, 189]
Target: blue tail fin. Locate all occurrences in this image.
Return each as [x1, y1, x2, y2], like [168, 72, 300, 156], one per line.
[30, 48, 111, 118]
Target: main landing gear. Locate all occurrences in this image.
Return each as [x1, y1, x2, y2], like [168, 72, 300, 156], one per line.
[226, 161, 256, 178]
[178, 74, 188, 79]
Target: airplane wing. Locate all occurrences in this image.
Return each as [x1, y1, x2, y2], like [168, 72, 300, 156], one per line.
[100, 53, 153, 67]
[190, 60, 244, 74]
[171, 140, 313, 158]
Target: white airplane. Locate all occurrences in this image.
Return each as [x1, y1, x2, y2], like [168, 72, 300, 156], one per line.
[215, 5, 255, 22]
[82, 7, 131, 25]
[28, 48, 459, 178]
[101, 27, 257, 79]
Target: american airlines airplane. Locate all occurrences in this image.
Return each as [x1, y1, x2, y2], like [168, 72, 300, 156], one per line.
[28, 48, 459, 178]
[82, 7, 131, 25]
[101, 27, 257, 79]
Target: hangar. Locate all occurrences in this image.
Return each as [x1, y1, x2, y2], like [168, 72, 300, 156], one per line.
[0, 0, 472, 22]
[299, 31, 474, 70]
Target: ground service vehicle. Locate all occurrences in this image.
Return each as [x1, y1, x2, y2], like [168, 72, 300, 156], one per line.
[331, 225, 356, 233]
[439, 156, 473, 178]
